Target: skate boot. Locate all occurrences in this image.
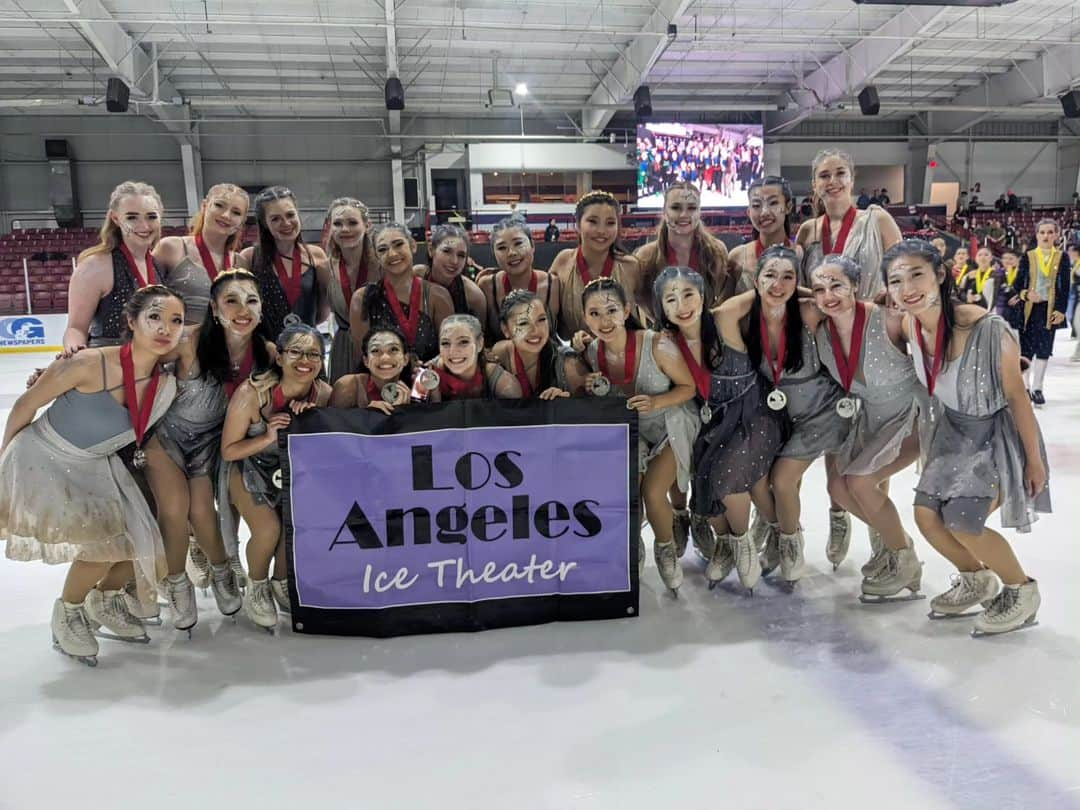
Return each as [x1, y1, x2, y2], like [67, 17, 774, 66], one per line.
[186, 539, 210, 592]
[689, 514, 717, 563]
[209, 562, 242, 617]
[243, 578, 278, 632]
[270, 578, 291, 613]
[759, 523, 781, 575]
[731, 530, 762, 592]
[84, 588, 150, 642]
[778, 529, 806, 583]
[928, 570, 1001, 619]
[826, 509, 851, 570]
[972, 580, 1040, 637]
[637, 537, 645, 578]
[228, 554, 248, 590]
[164, 573, 198, 635]
[861, 528, 888, 578]
[122, 580, 162, 626]
[672, 509, 691, 558]
[51, 599, 99, 667]
[653, 540, 683, 597]
[749, 510, 769, 552]
[860, 547, 925, 603]
[705, 533, 735, 589]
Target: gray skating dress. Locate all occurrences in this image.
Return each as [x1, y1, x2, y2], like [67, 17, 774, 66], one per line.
[691, 345, 786, 516]
[801, 206, 887, 300]
[0, 359, 176, 607]
[910, 314, 1051, 534]
[587, 330, 699, 492]
[159, 250, 213, 331]
[816, 305, 927, 476]
[327, 255, 373, 384]
[760, 326, 849, 460]
[219, 417, 282, 560]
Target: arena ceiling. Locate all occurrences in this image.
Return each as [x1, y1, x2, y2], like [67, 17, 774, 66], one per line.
[1, 0, 1079, 136]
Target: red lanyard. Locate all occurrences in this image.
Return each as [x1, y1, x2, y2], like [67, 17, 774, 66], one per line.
[274, 250, 303, 306]
[915, 311, 947, 397]
[512, 348, 535, 397]
[383, 276, 423, 346]
[339, 255, 368, 304]
[822, 207, 857, 255]
[194, 233, 229, 281]
[674, 332, 710, 400]
[827, 302, 866, 394]
[364, 377, 382, 403]
[224, 344, 254, 400]
[576, 248, 614, 286]
[665, 241, 700, 271]
[271, 382, 317, 413]
[119, 343, 161, 449]
[759, 313, 787, 388]
[755, 237, 791, 259]
[598, 330, 637, 385]
[119, 243, 156, 287]
[502, 270, 538, 295]
[439, 368, 484, 399]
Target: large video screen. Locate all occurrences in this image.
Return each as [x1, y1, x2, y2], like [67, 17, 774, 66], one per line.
[636, 122, 764, 208]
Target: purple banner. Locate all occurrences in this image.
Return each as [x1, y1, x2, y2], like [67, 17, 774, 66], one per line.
[287, 423, 632, 611]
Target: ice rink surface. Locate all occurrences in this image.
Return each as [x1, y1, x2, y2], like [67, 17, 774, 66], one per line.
[0, 337, 1078, 810]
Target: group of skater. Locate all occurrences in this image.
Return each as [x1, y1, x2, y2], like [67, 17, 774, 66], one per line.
[0, 145, 1057, 667]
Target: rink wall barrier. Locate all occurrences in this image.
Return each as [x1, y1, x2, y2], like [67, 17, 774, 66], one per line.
[0, 313, 64, 353]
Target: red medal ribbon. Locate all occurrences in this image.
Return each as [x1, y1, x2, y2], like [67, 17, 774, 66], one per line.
[502, 270, 538, 295]
[439, 368, 485, 399]
[914, 311, 947, 398]
[754, 237, 792, 259]
[119, 243, 156, 287]
[665, 241, 700, 271]
[194, 233, 229, 281]
[575, 248, 614, 286]
[338, 256, 368, 305]
[826, 301, 867, 394]
[512, 348, 535, 398]
[822, 207, 857, 255]
[383, 276, 423, 346]
[759, 313, 787, 388]
[674, 333, 710, 400]
[274, 250, 303, 306]
[271, 382, 317, 413]
[224, 344, 254, 400]
[598, 329, 637, 385]
[119, 343, 161, 449]
[365, 377, 383, 403]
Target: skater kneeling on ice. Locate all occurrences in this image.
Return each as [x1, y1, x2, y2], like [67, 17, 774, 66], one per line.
[881, 239, 1050, 637]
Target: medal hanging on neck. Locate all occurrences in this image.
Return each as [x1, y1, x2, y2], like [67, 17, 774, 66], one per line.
[576, 247, 614, 286]
[822, 207, 857, 255]
[225, 344, 254, 399]
[597, 329, 636, 399]
[195, 233, 229, 281]
[675, 333, 712, 423]
[754, 236, 791, 259]
[827, 301, 866, 419]
[119, 243, 156, 287]
[439, 367, 484, 399]
[915, 310, 946, 421]
[274, 249, 303, 306]
[974, 266, 994, 294]
[120, 343, 161, 469]
[383, 276, 422, 346]
[1036, 247, 1056, 278]
[512, 347, 535, 398]
[665, 240, 700, 271]
[271, 382, 317, 413]
[760, 313, 788, 410]
[502, 270, 538, 295]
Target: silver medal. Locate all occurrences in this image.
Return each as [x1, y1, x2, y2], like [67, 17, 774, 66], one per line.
[590, 376, 611, 396]
[766, 389, 787, 411]
[132, 447, 147, 469]
[381, 382, 403, 405]
[699, 403, 713, 424]
[419, 369, 441, 391]
[271, 468, 283, 489]
[282, 313, 302, 328]
[835, 396, 858, 419]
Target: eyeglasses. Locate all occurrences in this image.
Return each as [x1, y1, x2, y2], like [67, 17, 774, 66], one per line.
[283, 348, 322, 363]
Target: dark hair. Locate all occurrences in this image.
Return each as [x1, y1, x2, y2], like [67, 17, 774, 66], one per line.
[197, 269, 273, 385]
[430, 223, 469, 254]
[811, 253, 861, 288]
[747, 175, 795, 241]
[580, 277, 644, 332]
[498, 289, 557, 391]
[359, 325, 416, 386]
[122, 284, 185, 340]
[252, 186, 304, 280]
[652, 266, 723, 371]
[880, 238, 957, 353]
[745, 245, 804, 374]
[574, 190, 627, 258]
[492, 217, 534, 247]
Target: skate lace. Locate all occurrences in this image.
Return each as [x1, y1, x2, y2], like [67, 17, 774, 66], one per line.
[254, 583, 276, 614]
[109, 592, 143, 627]
[66, 605, 94, 641]
[657, 541, 677, 570]
[168, 578, 194, 612]
[869, 551, 899, 583]
[733, 535, 752, 567]
[987, 587, 1019, 620]
[944, 573, 976, 604]
[190, 543, 210, 575]
[780, 534, 798, 558]
[829, 512, 848, 543]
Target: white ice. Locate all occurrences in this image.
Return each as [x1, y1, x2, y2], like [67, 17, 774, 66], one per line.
[1, 338, 1078, 810]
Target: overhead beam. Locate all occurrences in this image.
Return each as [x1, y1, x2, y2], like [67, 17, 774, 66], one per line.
[384, 0, 404, 222]
[581, 0, 692, 136]
[767, 7, 947, 132]
[929, 43, 1080, 134]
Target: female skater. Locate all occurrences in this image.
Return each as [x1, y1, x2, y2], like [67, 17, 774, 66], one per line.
[322, 197, 379, 382]
[424, 224, 487, 321]
[0, 286, 184, 665]
[490, 289, 587, 399]
[882, 239, 1049, 635]
[330, 326, 414, 413]
[428, 314, 523, 401]
[956, 246, 1000, 309]
[727, 175, 799, 295]
[480, 218, 561, 343]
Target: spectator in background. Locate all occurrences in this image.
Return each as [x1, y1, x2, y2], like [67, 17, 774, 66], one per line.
[879, 188, 891, 205]
[1006, 190, 1019, 211]
[931, 237, 948, 259]
[995, 194, 1008, 213]
[869, 188, 883, 206]
[1067, 242, 1080, 343]
[544, 218, 560, 243]
[856, 188, 870, 209]
[1072, 191, 1080, 211]
[919, 213, 935, 232]
[986, 219, 1006, 254]
[1005, 217, 1019, 251]
[799, 197, 814, 219]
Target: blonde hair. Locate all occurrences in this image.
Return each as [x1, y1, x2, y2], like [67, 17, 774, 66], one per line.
[189, 183, 250, 253]
[810, 149, 855, 216]
[323, 196, 378, 273]
[644, 182, 729, 308]
[78, 181, 164, 263]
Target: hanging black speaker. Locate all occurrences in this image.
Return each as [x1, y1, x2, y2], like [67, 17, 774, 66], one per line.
[106, 78, 130, 113]
[404, 178, 419, 208]
[633, 85, 652, 118]
[857, 85, 880, 116]
[1059, 90, 1080, 119]
[385, 77, 405, 111]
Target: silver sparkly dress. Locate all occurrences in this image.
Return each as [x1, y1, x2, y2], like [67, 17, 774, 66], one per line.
[155, 371, 228, 478]
[760, 326, 849, 460]
[801, 206, 887, 300]
[816, 304, 927, 476]
[910, 314, 1051, 534]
